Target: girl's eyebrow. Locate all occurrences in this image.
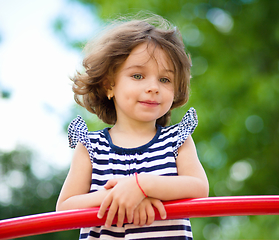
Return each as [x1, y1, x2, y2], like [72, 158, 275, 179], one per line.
[164, 69, 175, 74]
[123, 65, 174, 75]
[122, 65, 145, 71]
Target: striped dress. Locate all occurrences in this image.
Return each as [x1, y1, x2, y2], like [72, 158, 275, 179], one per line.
[68, 107, 198, 240]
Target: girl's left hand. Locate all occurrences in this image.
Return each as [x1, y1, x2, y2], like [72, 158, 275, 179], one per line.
[97, 176, 146, 228]
[133, 197, 166, 226]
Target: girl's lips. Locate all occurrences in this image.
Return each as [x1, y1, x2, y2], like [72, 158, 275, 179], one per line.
[139, 100, 160, 107]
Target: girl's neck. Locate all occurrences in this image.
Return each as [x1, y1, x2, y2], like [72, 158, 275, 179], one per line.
[108, 121, 157, 149]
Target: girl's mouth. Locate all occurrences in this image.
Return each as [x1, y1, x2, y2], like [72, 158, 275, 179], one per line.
[139, 100, 160, 107]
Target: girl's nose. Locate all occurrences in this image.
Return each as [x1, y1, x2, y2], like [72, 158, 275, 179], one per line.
[146, 78, 159, 94]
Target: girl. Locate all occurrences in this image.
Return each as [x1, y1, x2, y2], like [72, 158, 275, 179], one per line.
[56, 13, 209, 240]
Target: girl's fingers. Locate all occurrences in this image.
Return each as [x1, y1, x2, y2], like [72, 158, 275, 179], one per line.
[145, 204, 155, 225]
[98, 177, 145, 227]
[133, 209, 140, 226]
[97, 195, 112, 219]
[117, 205, 125, 227]
[152, 199, 167, 220]
[126, 207, 135, 224]
[105, 201, 118, 228]
[103, 179, 118, 190]
[139, 206, 147, 226]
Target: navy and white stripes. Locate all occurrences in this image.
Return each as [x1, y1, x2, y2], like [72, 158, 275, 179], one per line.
[68, 107, 198, 239]
[80, 219, 193, 239]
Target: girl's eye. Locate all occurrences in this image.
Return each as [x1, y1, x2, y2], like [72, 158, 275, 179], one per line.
[160, 78, 170, 83]
[132, 74, 143, 80]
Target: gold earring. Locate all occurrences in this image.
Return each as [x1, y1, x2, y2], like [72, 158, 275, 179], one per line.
[108, 93, 113, 100]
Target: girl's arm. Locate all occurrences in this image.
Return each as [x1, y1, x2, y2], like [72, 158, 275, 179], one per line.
[56, 142, 110, 211]
[140, 135, 209, 200]
[57, 142, 166, 227]
[56, 143, 166, 227]
[98, 135, 209, 226]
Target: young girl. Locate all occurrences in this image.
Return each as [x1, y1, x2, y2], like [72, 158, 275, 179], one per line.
[56, 13, 209, 240]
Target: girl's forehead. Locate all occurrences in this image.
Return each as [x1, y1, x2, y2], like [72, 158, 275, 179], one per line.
[125, 43, 174, 71]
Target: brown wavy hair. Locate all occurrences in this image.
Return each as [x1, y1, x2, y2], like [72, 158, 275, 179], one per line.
[72, 13, 192, 126]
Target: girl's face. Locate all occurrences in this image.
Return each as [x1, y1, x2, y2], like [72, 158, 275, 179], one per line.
[109, 42, 175, 127]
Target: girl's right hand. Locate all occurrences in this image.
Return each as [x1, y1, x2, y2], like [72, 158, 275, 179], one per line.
[98, 176, 146, 228]
[133, 198, 166, 226]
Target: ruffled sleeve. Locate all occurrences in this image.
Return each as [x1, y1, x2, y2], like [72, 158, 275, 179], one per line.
[68, 116, 94, 161]
[173, 107, 198, 158]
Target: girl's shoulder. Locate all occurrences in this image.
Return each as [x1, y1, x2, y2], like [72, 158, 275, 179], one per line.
[68, 116, 91, 149]
[177, 107, 198, 135]
[161, 107, 198, 158]
[161, 107, 198, 134]
[67, 116, 109, 162]
[68, 116, 107, 148]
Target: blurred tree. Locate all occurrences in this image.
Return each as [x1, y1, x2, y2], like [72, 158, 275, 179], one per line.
[2, 0, 277, 239]
[0, 84, 11, 99]
[53, 0, 279, 239]
[0, 148, 79, 239]
[0, 32, 11, 99]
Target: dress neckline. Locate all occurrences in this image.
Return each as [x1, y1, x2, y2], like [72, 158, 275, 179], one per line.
[103, 125, 162, 154]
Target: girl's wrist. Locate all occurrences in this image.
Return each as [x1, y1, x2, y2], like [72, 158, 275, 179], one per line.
[135, 172, 148, 197]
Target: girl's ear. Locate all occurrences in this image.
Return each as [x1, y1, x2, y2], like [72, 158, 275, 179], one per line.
[103, 78, 114, 100]
[107, 89, 114, 100]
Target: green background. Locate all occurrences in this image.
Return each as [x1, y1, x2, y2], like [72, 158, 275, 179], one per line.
[1, 0, 279, 239]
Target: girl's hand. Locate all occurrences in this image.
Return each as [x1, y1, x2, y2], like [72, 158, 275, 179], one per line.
[133, 198, 166, 226]
[97, 176, 146, 228]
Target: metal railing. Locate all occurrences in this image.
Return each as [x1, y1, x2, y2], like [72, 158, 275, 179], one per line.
[0, 195, 279, 239]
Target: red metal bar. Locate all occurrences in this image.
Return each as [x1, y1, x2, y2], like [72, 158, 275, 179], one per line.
[0, 196, 278, 239]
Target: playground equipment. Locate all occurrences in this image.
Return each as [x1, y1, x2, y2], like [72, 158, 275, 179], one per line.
[0, 195, 279, 239]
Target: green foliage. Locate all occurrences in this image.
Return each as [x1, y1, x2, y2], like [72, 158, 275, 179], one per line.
[0, 148, 79, 239]
[1, 0, 278, 239]
[0, 89, 11, 99]
[63, 0, 279, 239]
[68, 0, 279, 196]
